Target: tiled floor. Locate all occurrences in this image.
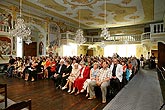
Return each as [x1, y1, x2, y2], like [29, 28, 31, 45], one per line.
[103, 69, 164, 110]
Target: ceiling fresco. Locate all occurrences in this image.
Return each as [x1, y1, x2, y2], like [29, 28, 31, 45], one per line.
[0, 0, 163, 29]
[25, 0, 153, 28]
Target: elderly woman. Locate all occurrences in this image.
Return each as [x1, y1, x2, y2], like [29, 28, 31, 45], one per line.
[80, 62, 99, 97]
[70, 61, 90, 95]
[62, 63, 80, 93]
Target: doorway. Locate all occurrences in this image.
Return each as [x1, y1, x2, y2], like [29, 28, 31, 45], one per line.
[23, 42, 37, 57]
[87, 49, 93, 56]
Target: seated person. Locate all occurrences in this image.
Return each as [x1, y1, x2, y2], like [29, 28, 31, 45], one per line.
[88, 61, 110, 103]
[16, 62, 25, 78]
[24, 59, 31, 81]
[50, 58, 56, 75]
[110, 58, 123, 93]
[60, 60, 72, 87]
[43, 57, 51, 79]
[50, 59, 66, 88]
[62, 63, 80, 93]
[81, 62, 99, 97]
[26, 59, 38, 81]
[70, 61, 90, 95]
[7, 56, 16, 77]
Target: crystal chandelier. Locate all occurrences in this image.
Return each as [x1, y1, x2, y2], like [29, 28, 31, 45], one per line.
[75, 29, 86, 44]
[100, 27, 110, 39]
[9, 0, 31, 44]
[100, 0, 110, 40]
[75, 11, 86, 44]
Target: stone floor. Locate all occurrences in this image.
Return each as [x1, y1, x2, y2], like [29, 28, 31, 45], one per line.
[103, 69, 164, 110]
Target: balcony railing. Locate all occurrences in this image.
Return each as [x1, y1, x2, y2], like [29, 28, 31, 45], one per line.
[0, 23, 9, 33]
[107, 34, 141, 42]
[141, 32, 151, 40]
[150, 22, 165, 34]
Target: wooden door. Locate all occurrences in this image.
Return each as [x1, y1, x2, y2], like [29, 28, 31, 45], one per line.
[87, 49, 93, 56]
[151, 50, 158, 59]
[23, 42, 37, 57]
[158, 42, 165, 68]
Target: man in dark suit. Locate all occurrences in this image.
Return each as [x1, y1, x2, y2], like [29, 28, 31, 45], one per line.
[50, 59, 66, 89]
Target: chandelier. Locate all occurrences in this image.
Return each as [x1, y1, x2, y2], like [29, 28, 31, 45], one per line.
[75, 29, 86, 44]
[9, 0, 32, 44]
[100, 0, 110, 40]
[75, 11, 86, 44]
[100, 27, 110, 39]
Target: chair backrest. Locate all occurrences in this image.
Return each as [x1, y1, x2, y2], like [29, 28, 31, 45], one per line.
[4, 99, 31, 110]
[0, 84, 7, 108]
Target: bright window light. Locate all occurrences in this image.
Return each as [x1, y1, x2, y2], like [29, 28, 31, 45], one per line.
[104, 44, 136, 57]
[63, 43, 77, 56]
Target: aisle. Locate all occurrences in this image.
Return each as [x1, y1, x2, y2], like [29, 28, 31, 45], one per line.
[104, 69, 164, 110]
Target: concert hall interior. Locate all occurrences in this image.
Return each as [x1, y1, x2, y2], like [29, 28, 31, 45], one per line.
[0, 0, 165, 110]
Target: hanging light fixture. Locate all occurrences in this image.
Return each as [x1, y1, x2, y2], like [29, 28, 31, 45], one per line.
[9, 0, 31, 44]
[100, 0, 110, 40]
[75, 10, 86, 44]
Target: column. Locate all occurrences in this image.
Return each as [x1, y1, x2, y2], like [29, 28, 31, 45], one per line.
[16, 37, 23, 58]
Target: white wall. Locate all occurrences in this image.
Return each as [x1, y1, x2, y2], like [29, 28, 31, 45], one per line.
[16, 37, 23, 58]
[63, 43, 77, 57]
[104, 44, 136, 57]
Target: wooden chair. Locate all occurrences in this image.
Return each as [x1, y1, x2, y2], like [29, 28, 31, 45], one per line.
[4, 99, 31, 110]
[0, 84, 7, 108]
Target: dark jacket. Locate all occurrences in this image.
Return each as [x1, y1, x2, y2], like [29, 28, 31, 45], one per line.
[63, 65, 72, 76]
[55, 64, 66, 75]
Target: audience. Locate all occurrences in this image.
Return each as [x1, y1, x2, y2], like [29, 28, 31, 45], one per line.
[5, 54, 143, 103]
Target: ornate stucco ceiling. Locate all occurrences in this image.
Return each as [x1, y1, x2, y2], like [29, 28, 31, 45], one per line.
[26, 0, 154, 28]
[0, 0, 164, 29]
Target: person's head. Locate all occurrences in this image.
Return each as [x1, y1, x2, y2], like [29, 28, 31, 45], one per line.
[141, 54, 143, 57]
[72, 59, 77, 64]
[46, 57, 50, 61]
[65, 60, 71, 66]
[113, 58, 118, 65]
[93, 62, 99, 69]
[121, 61, 125, 66]
[102, 61, 108, 69]
[80, 61, 86, 68]
[74, 63, 79, 69]
[87, 57, 91, 63]
[60, 59, 65, 65]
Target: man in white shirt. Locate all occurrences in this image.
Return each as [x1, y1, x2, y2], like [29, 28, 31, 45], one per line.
[88, 61, 110, 103]
[110, 58, 123, 93]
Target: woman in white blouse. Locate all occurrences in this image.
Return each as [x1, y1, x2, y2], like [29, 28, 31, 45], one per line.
[62, 63, 80, 93]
